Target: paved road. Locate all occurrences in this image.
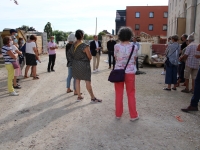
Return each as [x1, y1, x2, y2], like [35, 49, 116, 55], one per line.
[0, 49, 199, 150]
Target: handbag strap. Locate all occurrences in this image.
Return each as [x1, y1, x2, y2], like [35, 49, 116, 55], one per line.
[167, 45, 179, 58]
[124, 45, 135, 70]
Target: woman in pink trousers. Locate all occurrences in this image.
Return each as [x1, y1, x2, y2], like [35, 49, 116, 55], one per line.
[114, 27, 139, 121]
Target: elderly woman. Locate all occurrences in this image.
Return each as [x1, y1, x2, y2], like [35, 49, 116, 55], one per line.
[69, 29, 102, 103]
[114, 27, 138, 121]
[66, 33, 76, 94]
[163, 35, 180, 91]
[1, 36, 19, 96]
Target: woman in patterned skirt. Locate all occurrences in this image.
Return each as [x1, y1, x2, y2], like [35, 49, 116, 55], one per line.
[69, 29, 102, 103]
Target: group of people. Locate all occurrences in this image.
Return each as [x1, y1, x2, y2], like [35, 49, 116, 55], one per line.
[2, 29, 41, 96]
[163, 34, 200, 112]
[2, 27, 199, 121]
[65, 27, 139, 121]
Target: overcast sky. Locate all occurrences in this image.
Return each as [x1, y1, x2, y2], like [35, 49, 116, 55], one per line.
[0, 0, 168, 35]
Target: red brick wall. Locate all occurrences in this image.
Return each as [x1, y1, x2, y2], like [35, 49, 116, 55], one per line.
[152, 44, 168, 55]
[126, 6, 168, 36]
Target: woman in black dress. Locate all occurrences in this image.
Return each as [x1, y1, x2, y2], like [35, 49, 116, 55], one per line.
[69, 29, 102, 103]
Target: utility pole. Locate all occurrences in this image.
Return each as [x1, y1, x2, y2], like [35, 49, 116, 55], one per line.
[95, 17, 97, 35]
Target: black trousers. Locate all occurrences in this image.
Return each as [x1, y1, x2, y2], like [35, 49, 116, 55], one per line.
[48, 54, 56, 71]
[108, 51, 115, 68]
[190, 68, 200, 107]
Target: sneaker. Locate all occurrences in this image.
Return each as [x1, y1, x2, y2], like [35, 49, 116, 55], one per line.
[161, 71, 166, 75]
[51, 69, 55, 72]
[96, 69, 99, 72]
[13, 85, 21, 89]
[93, 70, 97, 73]
[130, 116, 139, 122]
[10, 91, 19, 96]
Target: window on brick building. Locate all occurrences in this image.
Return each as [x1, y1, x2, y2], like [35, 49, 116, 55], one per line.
[163, 25, 167, 31]
[135, 24, 140, 30]
[149, 12, 154, 18]
[164, 12, 168, 18]
[135, 12, 140, 18]
[148, 24, 153, 31]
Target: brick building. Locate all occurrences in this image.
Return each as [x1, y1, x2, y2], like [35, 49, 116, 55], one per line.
[115, 10, 126, 35]
[115, 6, 168, 37]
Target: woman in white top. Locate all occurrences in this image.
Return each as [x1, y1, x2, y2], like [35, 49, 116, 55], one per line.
[24, 35, 39, 80]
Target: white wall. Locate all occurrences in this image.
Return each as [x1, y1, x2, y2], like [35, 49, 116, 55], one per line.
[167, 0, 200, 43]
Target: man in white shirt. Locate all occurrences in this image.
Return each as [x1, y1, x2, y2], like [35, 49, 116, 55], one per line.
[90, 35, 102, 72]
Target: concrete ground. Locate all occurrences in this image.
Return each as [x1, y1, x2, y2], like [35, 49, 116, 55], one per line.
[0, 49, 199, 150]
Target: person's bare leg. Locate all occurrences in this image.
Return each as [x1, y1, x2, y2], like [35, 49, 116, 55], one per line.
[32, 66, 36, 77]
[30, 66, 33, 76]
[85, 81, 95, 99]
[75, 79, 81, 98]
[13, 76, 17, 86]
[24, 65, 30, 77]
[167, 84, 171, 89]
[185, 79, 189, 90]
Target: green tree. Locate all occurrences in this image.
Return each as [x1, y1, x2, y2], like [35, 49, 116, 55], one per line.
[98, 32, 106, 40]
[18, 25, 37, 32]
[44, 22, 53, 40]
[53, 30, 65, 43]
[18, 25, 29, 32]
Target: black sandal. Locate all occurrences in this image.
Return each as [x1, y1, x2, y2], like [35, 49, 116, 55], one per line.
[91, 98, 102, 103]
[163, 88, 171, 91]
[67, 89, 73, 93]
[172, 87, 177, 90]
[74, 93, 82, 95]
[33, 77, 39, 80]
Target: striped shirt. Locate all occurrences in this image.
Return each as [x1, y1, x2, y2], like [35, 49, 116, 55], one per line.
[1, 46, 16, 64]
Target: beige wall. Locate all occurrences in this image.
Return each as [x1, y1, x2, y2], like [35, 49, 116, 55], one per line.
[168, 0, 200, 43]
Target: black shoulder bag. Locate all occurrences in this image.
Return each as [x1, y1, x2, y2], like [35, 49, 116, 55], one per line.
[108, 45, 135, 83]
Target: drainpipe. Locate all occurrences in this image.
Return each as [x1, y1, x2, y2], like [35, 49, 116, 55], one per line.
[193, 0, 197, 33]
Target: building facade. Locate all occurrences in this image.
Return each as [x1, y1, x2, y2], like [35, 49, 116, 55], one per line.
[115, 10, 126, 35]
[168, 0, 200, 43]
[126, 6, 168, 37]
